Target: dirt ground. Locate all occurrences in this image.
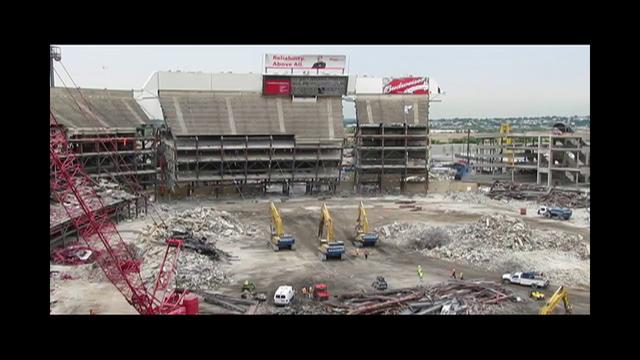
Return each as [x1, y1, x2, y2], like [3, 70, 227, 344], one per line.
[50, 192, 590, 315]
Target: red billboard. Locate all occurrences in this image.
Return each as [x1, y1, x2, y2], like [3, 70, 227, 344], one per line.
[263, 78, 291, 95]
[382, 77, 428, 94]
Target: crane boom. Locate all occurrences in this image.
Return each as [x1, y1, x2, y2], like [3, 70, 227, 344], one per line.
[50, 111, 194, 314]
[539, 286, 572, 315]
[270, 201, 284, 237]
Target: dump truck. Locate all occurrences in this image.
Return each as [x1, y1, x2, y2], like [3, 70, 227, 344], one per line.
[537, 206, 572, 220]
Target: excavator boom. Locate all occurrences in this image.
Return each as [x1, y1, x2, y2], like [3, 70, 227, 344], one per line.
[539, 286, 572, 315]
[354, 201, 379, 247]
[357, 201, 369, 234]
[269, 201, 295, 251]
[317, 203, 344, 260]
[270, 202, 284, 237]
[319, 203, 334, 242]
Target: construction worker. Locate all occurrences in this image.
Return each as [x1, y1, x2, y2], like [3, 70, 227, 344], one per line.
[302, 287, 308, 298]
[417, 265, 424, 282]
[459, 272, 464, 280]
[308, 286, 314, 299]
[451, 268, 456, 279]
[364, 250, 369, 260]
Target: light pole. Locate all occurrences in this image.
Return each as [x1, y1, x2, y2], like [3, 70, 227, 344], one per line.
[50, 46, 61, 88]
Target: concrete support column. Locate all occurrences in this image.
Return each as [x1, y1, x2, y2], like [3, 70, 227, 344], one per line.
[547, 136, 553, 188]
[536, 136, 542, 185]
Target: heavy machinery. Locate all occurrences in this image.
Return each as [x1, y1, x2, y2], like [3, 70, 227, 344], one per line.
[539, 286, 573, 315]
[269, 201, 295, 251]
[50, 111, 198, 315]
[530, 291, 546, 301]
[318, 203, 345, 261]
[537, 206, 572, 220]
[354, 201, 379, 247]
[371, 276, 388, 290]
[241, 280, 257, 298]
[313, 283, 330, 301]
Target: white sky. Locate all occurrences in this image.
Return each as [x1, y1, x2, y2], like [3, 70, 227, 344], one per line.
[52, 45, 590, 119]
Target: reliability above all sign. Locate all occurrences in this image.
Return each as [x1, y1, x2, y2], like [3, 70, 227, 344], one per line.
[265, 54, 346, 75]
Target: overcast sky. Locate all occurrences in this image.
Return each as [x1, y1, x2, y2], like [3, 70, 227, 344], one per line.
[52, 45, 589, 119]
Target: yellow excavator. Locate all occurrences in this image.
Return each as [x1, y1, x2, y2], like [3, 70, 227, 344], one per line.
[269, 201, 295, 251]
[318, 202, 345, 261]
[354, 201, 379, 247]
[539, 286, 573, 315]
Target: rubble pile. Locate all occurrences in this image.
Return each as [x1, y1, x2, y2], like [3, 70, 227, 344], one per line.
[200, 292, 262, 314]
[487, 181, 589, 208]
[135, 207, 246, 292]
[377, 215, 589, 287]
[412, 227, 452, 250]
[50, 179, 139, 228]
[141, 207, 249, 244]
[136, 240, 231, 292]
[50, 244, 97, 265]
[445, 190, 490, 205]
[270, 281, 516, 315]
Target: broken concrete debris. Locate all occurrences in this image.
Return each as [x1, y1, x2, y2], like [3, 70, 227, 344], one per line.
[136, 207, 248, 292]
[268, 280, 515, 315]
[487, 181, 589, 208]
[50, 179, 141, 228]
[377, 215, 589, 287]
[50, 244, 97, 265]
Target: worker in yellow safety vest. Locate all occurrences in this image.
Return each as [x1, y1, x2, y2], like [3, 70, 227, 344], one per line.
[417, 265, 424, 282]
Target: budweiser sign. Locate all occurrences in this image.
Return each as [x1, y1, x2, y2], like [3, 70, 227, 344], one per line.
[383, 77, 429, 94]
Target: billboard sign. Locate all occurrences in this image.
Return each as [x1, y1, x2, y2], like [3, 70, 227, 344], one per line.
[265, 54, 346, 75]
[291, 76, 348, 97]
[382, 77, 428, 94]
[263, 77, 291, 95]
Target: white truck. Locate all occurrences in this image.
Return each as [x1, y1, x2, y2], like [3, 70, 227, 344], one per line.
[502, 272, 550, 288]
[273, 285, 295, 306]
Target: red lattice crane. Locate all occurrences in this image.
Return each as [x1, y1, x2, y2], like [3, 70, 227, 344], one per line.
[50, 111, 198, 314]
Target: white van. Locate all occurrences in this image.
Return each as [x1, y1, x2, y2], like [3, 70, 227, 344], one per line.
[273, 285, 295, 306]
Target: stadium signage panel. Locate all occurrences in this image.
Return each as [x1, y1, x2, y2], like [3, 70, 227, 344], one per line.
[263, 77, 291, 95]
[290, 76, 348, 97]
[265, 54, 346, 75]
[382, 77, 429, 94]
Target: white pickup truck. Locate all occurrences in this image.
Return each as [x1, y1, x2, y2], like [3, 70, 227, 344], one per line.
[502, 272, 549, 288]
